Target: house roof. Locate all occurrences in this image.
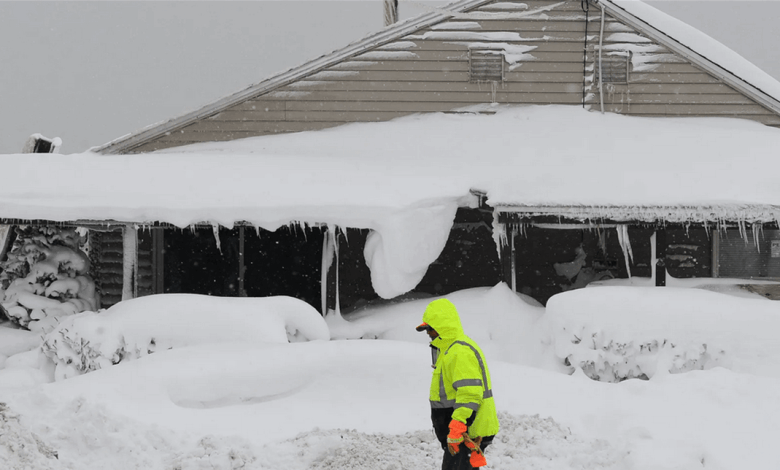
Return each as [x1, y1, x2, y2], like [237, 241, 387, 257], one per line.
[3, 105, 780, 229]
[93, 0, 493, 155]
[93, 0, 780, 156]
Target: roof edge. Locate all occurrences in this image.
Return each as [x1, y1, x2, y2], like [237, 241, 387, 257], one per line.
[94, 0, 492, 155]
[495, 203, 780, 225]
[600, 0, 780, 117]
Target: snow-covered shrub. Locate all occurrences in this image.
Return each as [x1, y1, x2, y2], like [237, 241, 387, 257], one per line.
[41, 293, 330, 381]
[0, 226, 97, 333]
[556, 332, 726, 382]
[543, 286, 780, 382]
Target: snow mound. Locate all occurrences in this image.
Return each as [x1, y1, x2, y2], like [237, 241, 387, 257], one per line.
[0, 402, 60, 470]
[334, 283, 545, 365]
[488, 413, 626, 469]
[170, 435, 257, 470]
[262, 412, 626, 470]
[40, 294, 329, 381]
[0, 324, 42, 357]
[545, 286, 780, 381]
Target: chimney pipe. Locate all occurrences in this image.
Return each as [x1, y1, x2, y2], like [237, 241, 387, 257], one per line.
[384, 0, 398, 26]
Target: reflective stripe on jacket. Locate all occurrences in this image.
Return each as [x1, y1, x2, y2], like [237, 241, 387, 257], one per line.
[423, 298, 500, 438]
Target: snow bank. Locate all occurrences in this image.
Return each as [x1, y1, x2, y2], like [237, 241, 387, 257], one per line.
[544, 286, 780, 381]
[40, 294, 329, 381]
[0, 324, 41, 357]
[0, 402, 59, 470]
[332, 283, 547, 366]
[3, 286, 780, 469]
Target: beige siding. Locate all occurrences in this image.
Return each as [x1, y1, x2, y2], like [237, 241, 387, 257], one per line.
[138, 0, 780, 151]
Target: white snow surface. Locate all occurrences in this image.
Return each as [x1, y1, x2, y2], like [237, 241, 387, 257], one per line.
[1, 283, 780, 469]
[1, 106, 779, 229]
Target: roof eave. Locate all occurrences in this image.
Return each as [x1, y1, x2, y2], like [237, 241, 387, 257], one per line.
[494, 203, 780, 226]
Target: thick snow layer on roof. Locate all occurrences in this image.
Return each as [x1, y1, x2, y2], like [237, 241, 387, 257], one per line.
[1, 105, 780, 228]
[610, 0, 780, 104]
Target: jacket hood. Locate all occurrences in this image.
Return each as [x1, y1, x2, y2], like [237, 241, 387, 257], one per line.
[421, 298, 464, 340]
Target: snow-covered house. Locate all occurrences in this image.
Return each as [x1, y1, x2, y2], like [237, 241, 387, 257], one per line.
[2, 0, 780, 319]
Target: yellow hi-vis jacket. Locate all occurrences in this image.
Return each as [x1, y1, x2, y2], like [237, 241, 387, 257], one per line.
[423, 298, 500, 438]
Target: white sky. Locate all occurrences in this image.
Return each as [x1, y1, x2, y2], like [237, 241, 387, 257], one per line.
[1, 0, 780, 154]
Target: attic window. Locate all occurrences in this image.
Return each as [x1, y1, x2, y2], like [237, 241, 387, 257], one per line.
[469, 49, 504, 82]
[596, 52, 631, 84]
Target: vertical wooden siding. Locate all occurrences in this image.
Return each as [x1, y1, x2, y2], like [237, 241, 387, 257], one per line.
[131, 0, 779, 152]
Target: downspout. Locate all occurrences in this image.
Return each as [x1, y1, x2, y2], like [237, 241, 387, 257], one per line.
[580, 0, 590, 108]
[598, 2, 606, 113]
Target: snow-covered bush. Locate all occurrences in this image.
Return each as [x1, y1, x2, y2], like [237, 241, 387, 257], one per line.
[0, 226, 97, 333]
[556, 332, 726, 382]
[41, 293, 330, 381]
[543, 286, 780, 382]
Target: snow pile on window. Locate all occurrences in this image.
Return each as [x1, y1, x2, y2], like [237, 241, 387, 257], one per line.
[40, 293, 329, 381]
[544, 286, 780, 381]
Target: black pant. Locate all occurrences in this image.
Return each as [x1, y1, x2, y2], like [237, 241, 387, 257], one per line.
[440, 439, 491, 470]
[432, 408, 492, 470]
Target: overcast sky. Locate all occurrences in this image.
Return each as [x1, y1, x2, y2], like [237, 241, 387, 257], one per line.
[1, 1, 779, 155]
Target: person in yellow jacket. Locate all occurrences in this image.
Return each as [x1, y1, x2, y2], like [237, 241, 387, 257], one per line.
[416, 298, 500, 469]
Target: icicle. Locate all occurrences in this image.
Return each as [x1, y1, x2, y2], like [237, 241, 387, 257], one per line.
[320, 224, 341, 317]
[321, 225, 335, 315]
[339, 225, 349, 246]
[752, 222, 763, 253]
[212, 224, 222, 253]
[333, 225, 340, 317]
[596, 226, 607, 254]
[492, 212, 507, 261]
[738, 219, 748, 244]
[122, 224, 138, 301]
[616, 225, 634, 278]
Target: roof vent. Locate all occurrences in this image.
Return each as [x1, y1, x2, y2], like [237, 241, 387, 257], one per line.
[21, 134, 62, 154]
[469, 49, 505, 82]
[596, 52, 631, 84]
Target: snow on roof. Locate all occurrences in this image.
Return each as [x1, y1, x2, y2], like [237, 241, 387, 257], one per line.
[2, 105, 779, 229]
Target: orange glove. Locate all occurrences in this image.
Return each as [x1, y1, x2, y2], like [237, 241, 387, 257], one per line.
[466, 439, 487, 467]
[446, 420, 467, 455]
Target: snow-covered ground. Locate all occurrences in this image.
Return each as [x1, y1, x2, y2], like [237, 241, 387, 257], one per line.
[1, 282, 778, 470]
